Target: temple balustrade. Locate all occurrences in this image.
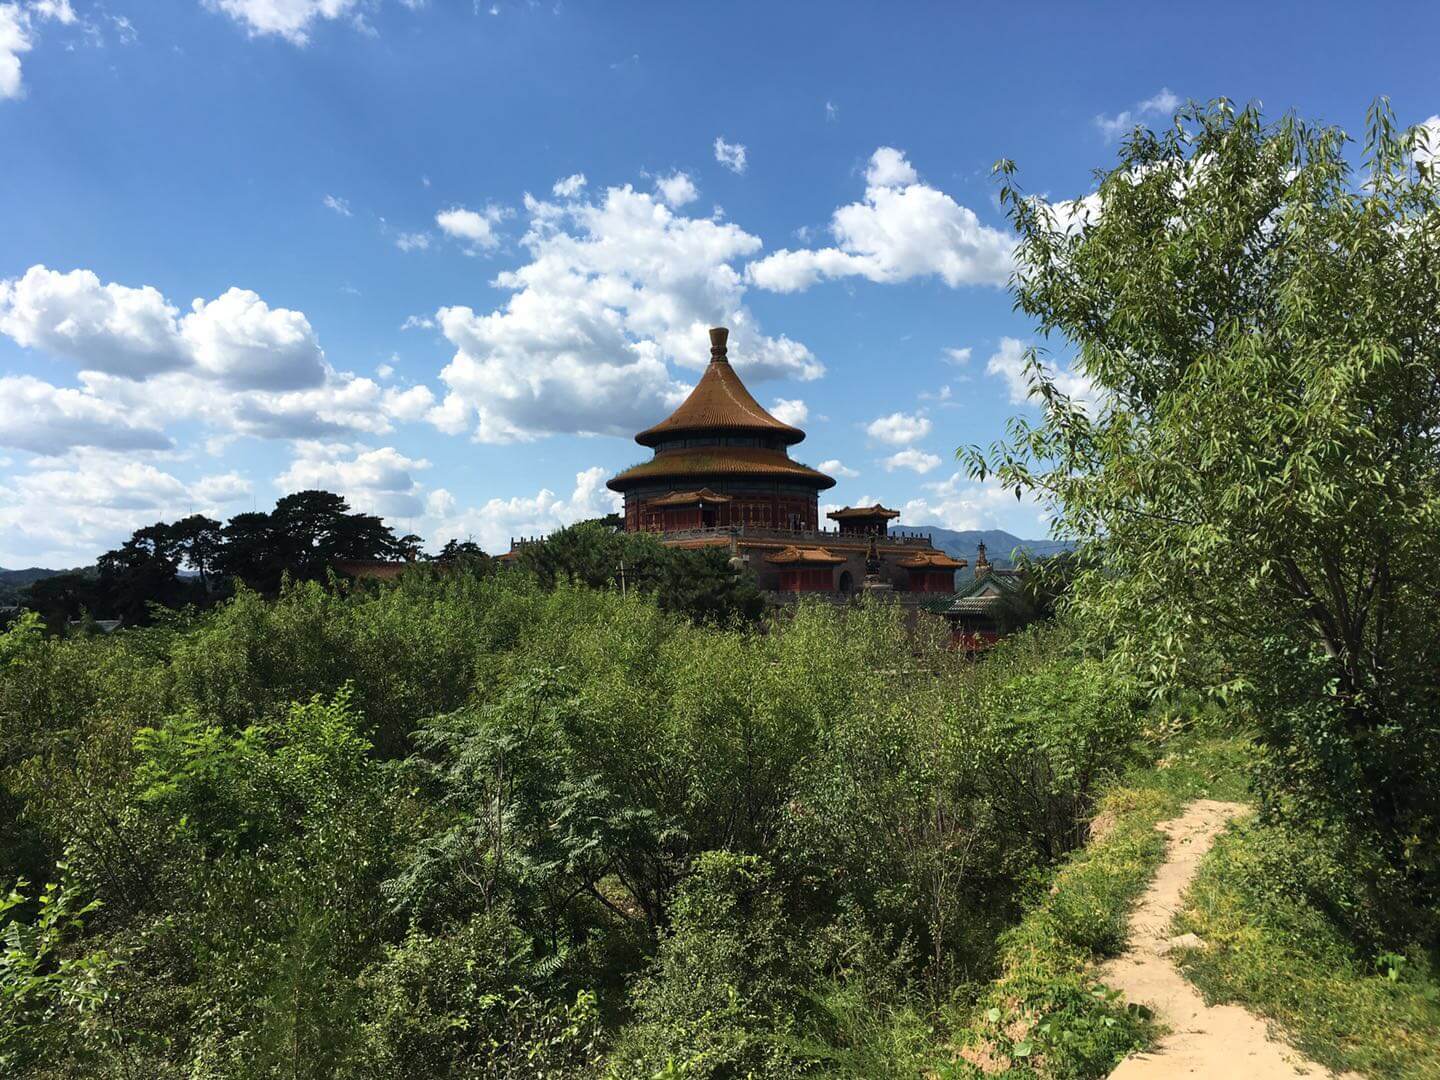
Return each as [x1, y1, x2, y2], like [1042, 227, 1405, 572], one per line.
[506, 524, 936, 552]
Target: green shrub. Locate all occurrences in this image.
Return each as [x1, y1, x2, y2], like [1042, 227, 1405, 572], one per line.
[782, 624, 1143, 984]
[358, 906, 603, 1078]
[953, 786, 1171, 1079]
[608, 852, 810, 1078]
[0, 877, 119, 1074]
[0, 569, 1165, 1077]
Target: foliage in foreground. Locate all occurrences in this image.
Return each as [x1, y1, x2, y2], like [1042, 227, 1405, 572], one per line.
[926, 719, 1247, 1080]
[0, 569, 1144, 1077]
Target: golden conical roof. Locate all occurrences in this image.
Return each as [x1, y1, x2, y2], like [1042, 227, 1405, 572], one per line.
[634, 327, 806, 448]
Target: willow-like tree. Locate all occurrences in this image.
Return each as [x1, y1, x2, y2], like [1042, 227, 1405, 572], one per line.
[973, 99, 1440, 927]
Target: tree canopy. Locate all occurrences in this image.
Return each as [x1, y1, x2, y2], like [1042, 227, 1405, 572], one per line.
[974, 98, 1440, 928]
[23, 491, 421, 627]
[515, 520, 766, 627]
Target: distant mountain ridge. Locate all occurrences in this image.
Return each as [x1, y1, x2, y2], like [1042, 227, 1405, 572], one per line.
[0, 566, 85, 605]
[906, 527, 1074, 570]
[0, 567, 73, 586]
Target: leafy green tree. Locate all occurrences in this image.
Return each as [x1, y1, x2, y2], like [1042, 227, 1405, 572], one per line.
[97, 524, 188, 625]
[610, 852, 810, 1079]
[215, 493, 408, 594]
[217, 511, 282, 592]
[516, 520, 668, 592]
[517, 522, 764, 627]
[657, 546, 765, 627]
[435, 538, 493, 576]
[170, 514, 225, 591]
[976, 98, 1440, 931]
[393, 533, 425, 561]
[387, 669, 580, 927]
[271, 490, 403, 580]
[19, 573, 105, 632]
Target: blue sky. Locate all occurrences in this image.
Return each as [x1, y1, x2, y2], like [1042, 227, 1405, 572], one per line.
[2, 0, 1436, 566]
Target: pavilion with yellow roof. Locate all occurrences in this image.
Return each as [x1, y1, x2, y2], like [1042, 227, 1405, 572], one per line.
[604, 327, 967, 594]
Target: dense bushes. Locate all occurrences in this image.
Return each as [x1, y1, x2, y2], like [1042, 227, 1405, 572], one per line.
[358, 907, 603, 1079]
[609, 853, 810, 1077]
[0, 568, 1144, 1077]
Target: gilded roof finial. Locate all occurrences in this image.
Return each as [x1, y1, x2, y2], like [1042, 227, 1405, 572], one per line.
[709, 326, 729, 362]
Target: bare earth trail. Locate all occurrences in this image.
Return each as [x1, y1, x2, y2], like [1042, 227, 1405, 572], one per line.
[1103, 799, 1361, 1080]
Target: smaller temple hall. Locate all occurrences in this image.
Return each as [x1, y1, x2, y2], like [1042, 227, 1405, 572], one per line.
[606, 327, 968, 594]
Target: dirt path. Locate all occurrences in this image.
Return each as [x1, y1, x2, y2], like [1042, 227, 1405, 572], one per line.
[1103, 799, 1360, 1080]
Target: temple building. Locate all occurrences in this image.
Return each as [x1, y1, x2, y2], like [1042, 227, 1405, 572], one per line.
[605, 327, 966, 594]
[942, 543, 1038, 649]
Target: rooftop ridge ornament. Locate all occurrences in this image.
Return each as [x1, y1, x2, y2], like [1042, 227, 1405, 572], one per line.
[709, 326, 729, 363]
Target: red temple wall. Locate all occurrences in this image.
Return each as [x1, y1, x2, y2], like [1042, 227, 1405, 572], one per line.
[908, 570, 957, 593]
[776, 567, 835, 592]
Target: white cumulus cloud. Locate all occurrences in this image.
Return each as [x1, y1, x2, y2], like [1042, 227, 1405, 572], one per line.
[0, 264, 439, 450]
[435, 204, 508, 252]
[985, 336, 1099, 412]
[818, 458, 859, 479]
[182, 287, 328, 391]
[865, 146, 917, 188]
[0, 0, 75, 101]
[943, 346, 972, 365]
[883, 448, 941, 474]
[552, 173, 587, 198]
[0, 265, 189, 377]
[428, 466, 622, 554]
[191, 471, 253, 503]
[768, 397, 807, 426]
[0, 451, 260, 568]
[1414, 116, 1440, 169]
[0, 5, 34, 101]
[654, 171, 698, 208]
[1095, 87, 1181, 141]
[0, 374, 171, 454]
[747, 147, 1012, 293]
[207, 0, 366, 45]
[427, 178, 821, 444]
[900, 472, 1045, 534]
[713, 136, 747, 174]
[865, 410, 931, 445]
[277, 442, 431, 518]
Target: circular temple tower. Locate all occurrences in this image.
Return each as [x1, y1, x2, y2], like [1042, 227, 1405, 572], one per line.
[607, 327, 835, 533]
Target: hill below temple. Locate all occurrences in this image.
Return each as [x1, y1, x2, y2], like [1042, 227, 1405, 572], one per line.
[907, 527, 1074, 570]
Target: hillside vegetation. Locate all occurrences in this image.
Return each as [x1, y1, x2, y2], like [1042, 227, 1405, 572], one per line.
[0, 572, 1152, 1077]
